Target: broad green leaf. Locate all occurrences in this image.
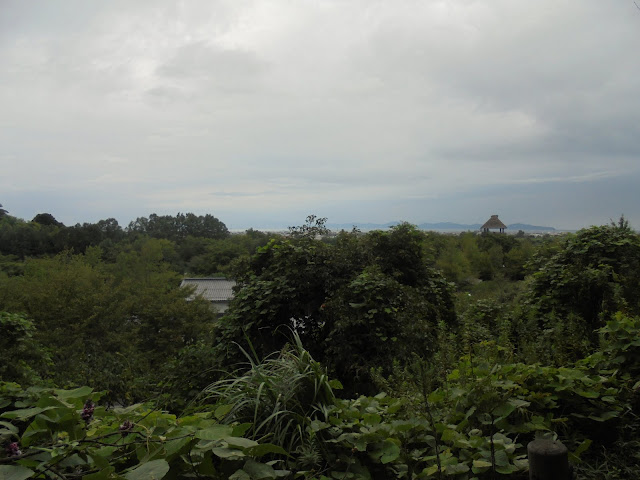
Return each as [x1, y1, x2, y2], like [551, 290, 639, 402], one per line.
[422, 464, 440, 476]
[472, 459, 492, 470]
[0, 421, 19, 434]
[380, 439, 400, 464]
[163, 436, 192, 457]
[1, 406, 54, 420]
[34, 394, 67, 408]
[197, 455, 217, 476]
[195, 425, 234, 440]
[232, 423, 253, 436]
[212, 447, 245, 459]
[309, 419, 329, 432]
[575, 390, 599, 399]
[362, 413, 381, 426]
[214, 404, 233, 420]
[84, 467, 116, 480]
[355, 437, 367, 451]
[0, 465, 35, 480]
[243, 459, 277, 479]
[244, 443, 288, 457]
[226, 437, 259, 449]
[90, 452, 112, 469]
[513, 457, 529, 469]
[509, 399, 530, 409]
[441, 428, 458, 442]
[125, 459, 170, 480]
[329, 379, 343, 390]
[496, 464, 518, 474]
[229, 469, 251, 480]
[445, 463, 470, 474]
[588, 411, 618, 422]
[59, 453, 88, 468]
[492, 402, 516, 418]
[114, 403, 144, 414]
[493, 449, 509, 467]
[54, 386, 93, 400]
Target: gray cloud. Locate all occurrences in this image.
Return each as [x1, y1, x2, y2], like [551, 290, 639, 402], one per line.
[1, 0, 639, 230]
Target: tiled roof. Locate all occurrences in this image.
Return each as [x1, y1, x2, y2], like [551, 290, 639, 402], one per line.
[180, 278, 236, 302]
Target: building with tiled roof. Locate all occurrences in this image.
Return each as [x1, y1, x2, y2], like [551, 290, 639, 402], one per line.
[180, 277, 236, 314]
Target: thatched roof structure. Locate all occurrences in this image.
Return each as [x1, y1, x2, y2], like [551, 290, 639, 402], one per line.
[481, 215, 507, 232]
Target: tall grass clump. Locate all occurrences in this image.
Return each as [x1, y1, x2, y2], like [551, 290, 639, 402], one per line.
[199, 333, 340, 459]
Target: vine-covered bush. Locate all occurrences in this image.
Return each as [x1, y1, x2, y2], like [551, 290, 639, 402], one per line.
[3, 314, 639, 479]
[0, 384, 288, 480]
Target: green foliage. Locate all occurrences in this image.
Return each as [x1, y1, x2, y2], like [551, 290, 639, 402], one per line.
[156, 342, 221, 413]
[324, 265, 449, 392]
[188, 239, 250, 276]
[31, 214, 64, 228]
[0, 217, 60, 259]
[432, 232, 534, 287]
[435, 244, 472, 286]
[509, 221, 640, 363]
[503, 240, 534, 281]
[0, 210, 233, 263]
[528, 222, 640, 329]
[0, 384, 289, 480]
[4, 207, 640, 478]
[216, 222, 455, 391]
[287, 215, 329, 239]
[201, 334, 339, 461]
[127, 212, 229, 241]
[0, 244, 217, 404]
[0, 313, 51, 386]
[597, 312, 640, 377]
[3, 313, 640, 479]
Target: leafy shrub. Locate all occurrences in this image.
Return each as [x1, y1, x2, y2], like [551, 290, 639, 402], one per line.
[0, 383, 288, 479]
[0, 312, 51, 386]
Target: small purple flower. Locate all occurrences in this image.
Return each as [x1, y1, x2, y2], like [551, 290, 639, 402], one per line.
[119, 420, 134, 436]
[5, 442, 22, 457]
[81, 400, 95, 423]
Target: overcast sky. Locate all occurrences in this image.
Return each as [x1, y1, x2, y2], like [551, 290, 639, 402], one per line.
[1, 1, 639, 230]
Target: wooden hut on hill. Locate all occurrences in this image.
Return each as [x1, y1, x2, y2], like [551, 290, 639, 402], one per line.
[481, 215, 507, 233]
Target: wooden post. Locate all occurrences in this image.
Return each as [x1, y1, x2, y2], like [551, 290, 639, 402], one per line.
[527, 439, 570, 480]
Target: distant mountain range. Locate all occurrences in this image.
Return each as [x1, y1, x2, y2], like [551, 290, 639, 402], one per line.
[326, 221, 557, 232]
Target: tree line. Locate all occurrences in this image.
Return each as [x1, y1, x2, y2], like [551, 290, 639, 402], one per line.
[1, 203, 640, 479]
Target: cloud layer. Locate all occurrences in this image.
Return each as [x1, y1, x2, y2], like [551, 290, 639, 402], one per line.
[1, 0, 639, 229]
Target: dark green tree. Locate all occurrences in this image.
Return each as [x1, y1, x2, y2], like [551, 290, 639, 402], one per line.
[95, 217, 124, 241]
[32, 212, 64, 227]
[127, 212, 229, 241]
[0, 242, 216, 403]
[215, 221, 455, 391]
[525, 218, 640, 343]
[0, 216, 58, 258]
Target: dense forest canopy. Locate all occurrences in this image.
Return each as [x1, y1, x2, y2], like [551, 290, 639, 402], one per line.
[1, 206, 639, 479]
